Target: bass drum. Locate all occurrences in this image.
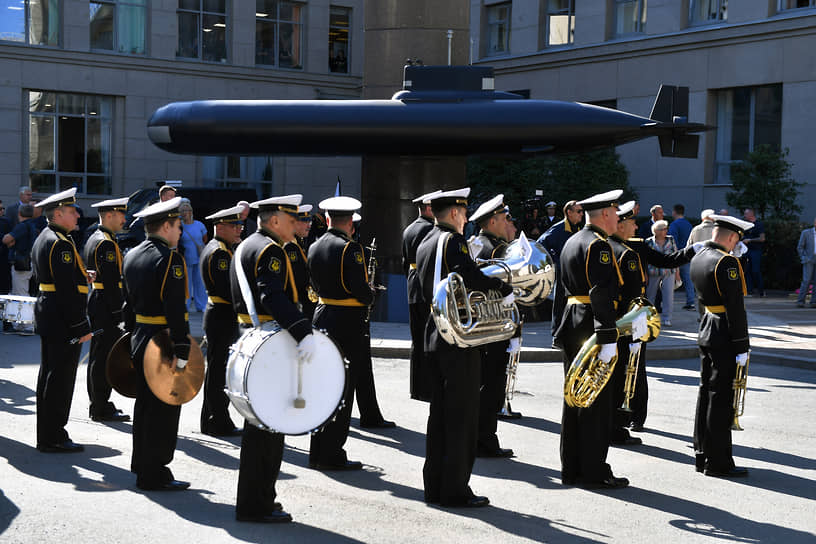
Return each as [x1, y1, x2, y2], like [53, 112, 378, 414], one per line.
[226, 323, 347, 435]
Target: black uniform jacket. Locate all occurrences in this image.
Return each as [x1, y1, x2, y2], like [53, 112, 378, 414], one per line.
[473, 231, 508, 261]
[230, 229, 311, 342]
[609, 235, 695, 312]
[554, 224, 621, 346]
[200, 236, 237, 326]
[32, 223, 92, 340]
[122, 235, 190, 359]
[402, 216, 435, 305]
[284, 239, 312, 309]
[84, 226, 124, 322]
[308, 227, 373, 307]
[691, 242, 750, 354]
[416, 223, 512, 353]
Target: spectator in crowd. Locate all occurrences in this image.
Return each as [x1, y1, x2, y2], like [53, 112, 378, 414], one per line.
[522, 206, 544, 239]
[742, 208, 765, 297]
[2, 204, 38, 330]
[795, 217, 816, 308]
[638, 204, 663, 239]
[668, 204, 695, 310]
[6, 186, 33, 228]
[178, 199, 208, 312]
[687, 209, 715, 245]
[645, 220, 681, 326]
[718, 208, 729, 215]
[0, 200, 10, 295]
[541, 201, 559, 231]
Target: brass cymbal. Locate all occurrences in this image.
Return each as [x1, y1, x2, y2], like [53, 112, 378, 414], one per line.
[143, 330, 204, 405]
[106, 332, 138, 399]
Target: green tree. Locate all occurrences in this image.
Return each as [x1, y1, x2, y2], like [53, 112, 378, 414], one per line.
[466, 149, 637, 219]
[725, 145, 804, 219]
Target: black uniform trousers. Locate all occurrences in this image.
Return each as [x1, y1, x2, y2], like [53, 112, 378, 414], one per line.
[87, 320, 120, 417]
[36, 337, 82, 446]
[409, 302, 432, 401]
[477, 342, 507, 451]
[200, 305, 239, 432]
[237, 419, 285, 516]
[560, 341, 613, 484]
[309, 305, 366, 465]
[356, 320, 385, 424]
[130, 324, 182, 487]
[423, 346, 481, 505]
[610, 338, 648, 438]
[694, 345, 737, 472]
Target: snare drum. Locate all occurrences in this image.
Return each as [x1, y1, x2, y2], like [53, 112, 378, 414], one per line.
[0, 295, 36, 325]
[226, 323, 347, 435]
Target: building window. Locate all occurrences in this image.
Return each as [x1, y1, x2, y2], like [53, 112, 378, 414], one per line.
[256, 1, 304, 69]
[615, 0, 646, 36]
[714, 84, 782, 184]
[0, 0, 59, 45]
[779, 0, 816, 9]
[202, 156, 275, 199]
[541, 0, 575, 48]
[28, 91, 114, 195]
[689, 0, 728, 24]
[177, 0, 228, 62]
[90, 0, 146, 54]
[484, 2, 511, 57]
[329, 6, 350, 73]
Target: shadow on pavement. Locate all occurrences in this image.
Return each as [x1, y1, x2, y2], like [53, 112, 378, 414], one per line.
[0, 380, 35, 416]
[602, 485, 815, 543]
[0, 489, 20, 537]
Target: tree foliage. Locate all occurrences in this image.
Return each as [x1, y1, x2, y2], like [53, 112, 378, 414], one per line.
[466, 150, 637, 217]
[725, 145, 804, 219]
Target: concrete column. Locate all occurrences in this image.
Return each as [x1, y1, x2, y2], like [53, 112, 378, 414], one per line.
[362, 0, 470, 321]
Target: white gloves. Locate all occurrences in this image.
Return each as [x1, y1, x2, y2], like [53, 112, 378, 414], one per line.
[176, 358, 188, 370]
[598, 343, 617, 363]
[507, 337, 521, 354]
[736, 352, 749, 367]
[631, 313, 648, 340]
[629, 342, 642, 357]
[731, 242, 748, 258]
[297, 334, 316, 364]
[692, 242, 706, 253]
[502, 292, 516, 306]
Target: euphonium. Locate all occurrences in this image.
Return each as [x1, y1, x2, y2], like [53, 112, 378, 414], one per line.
[564, 297, 660, 409]
[731, 354, 749, 431]
[477, 237, 556, 306]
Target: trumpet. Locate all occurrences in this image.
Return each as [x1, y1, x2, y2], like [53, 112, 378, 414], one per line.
[499, 338, 521, 416]
[619, 341, 641, 413]
[731, 354, 749, 431]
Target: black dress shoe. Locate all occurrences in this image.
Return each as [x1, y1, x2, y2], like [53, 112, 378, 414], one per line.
[202, 426, 243, 437]
[704, 466, 749, 478]
[91, 409, 131, 422]
[611, 436, 642, 446]
[137, 479, 190, 491]
[359, 419, 396, 429]
[477, 447, 514, 458]
[309, 460, 363, 471]
[629, 423, 645, 432]
[37, 440, 84, 453]
[236, 510, 293, 524]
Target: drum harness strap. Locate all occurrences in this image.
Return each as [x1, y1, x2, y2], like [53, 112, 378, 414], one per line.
[233, 241, 261, 328]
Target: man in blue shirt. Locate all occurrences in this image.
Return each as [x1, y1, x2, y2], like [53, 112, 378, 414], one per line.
[668, 204, 695, 309]
[742, 208, 765, 297]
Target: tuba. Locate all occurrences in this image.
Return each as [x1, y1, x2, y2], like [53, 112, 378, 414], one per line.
[431, 234, 555, 348]
[564, 297, 660, 409]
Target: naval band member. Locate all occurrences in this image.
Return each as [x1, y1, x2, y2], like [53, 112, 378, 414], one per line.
[285, 204, 316, 321]
[608, 201, 696, 444]
[199, 205, 244, 437]
[32, 188, 92, 453]
[469, 194, 519, 458]
[230, 194, 314, 523]
[555, 189, 628, 489]
[416, 188, 514, 508]
[84, 197, 130, 423]
[122, 197, 191, 491]
[691, 214, 753, 478]
[402, 190, 440, 402]
[307, 196, 373, 470]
